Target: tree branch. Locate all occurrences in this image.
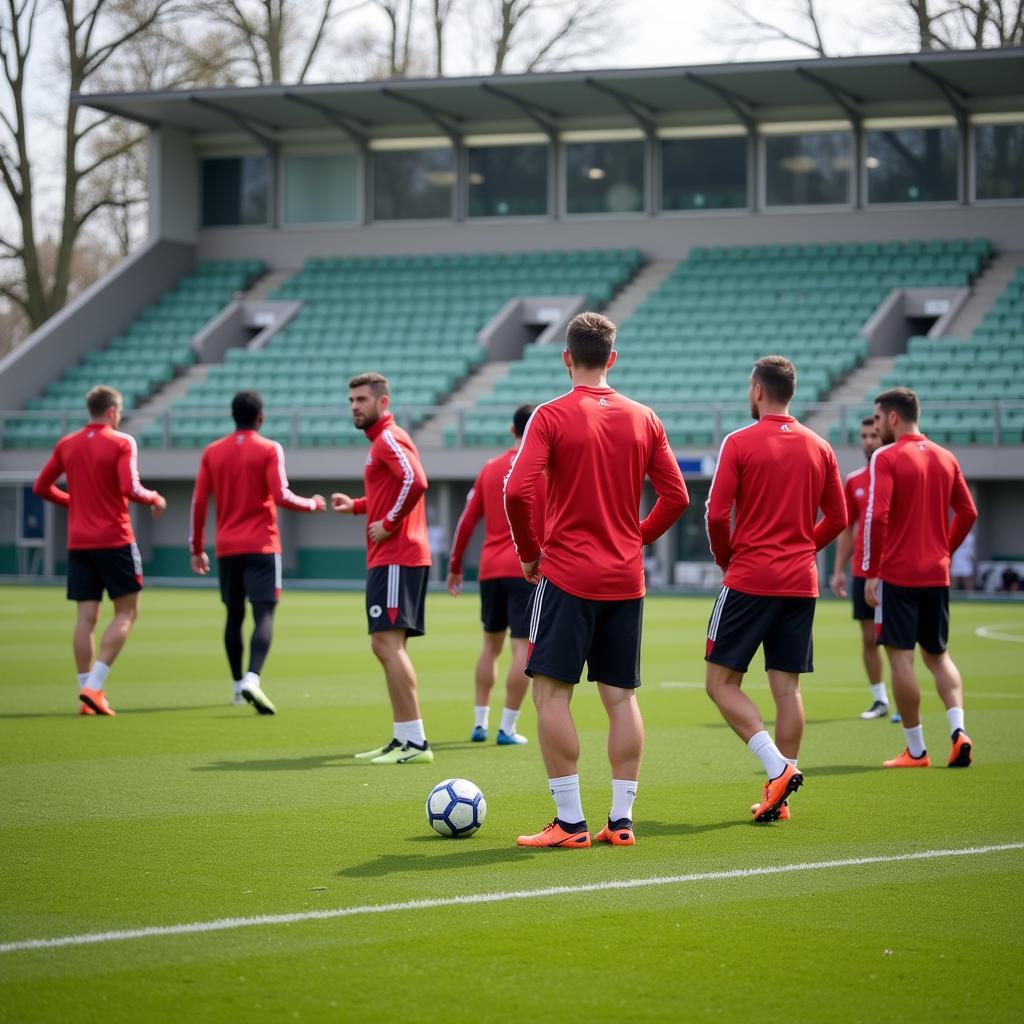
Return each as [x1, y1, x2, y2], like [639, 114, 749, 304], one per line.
[77, 133, 146, 181]
[297, 0, 335, 82]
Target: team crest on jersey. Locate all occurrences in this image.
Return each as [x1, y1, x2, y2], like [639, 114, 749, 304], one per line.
[599, 398, 609, 407]
[369, 604, 382, 618]
[780, 424, 791, 431]
[365, 452, 374, 466]
[855, 487, 865, 498]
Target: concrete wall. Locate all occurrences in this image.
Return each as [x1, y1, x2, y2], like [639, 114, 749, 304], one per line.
[149, 127, 199, 244]
[196, 205, 1024, 270]
[0, 239, 196, 411]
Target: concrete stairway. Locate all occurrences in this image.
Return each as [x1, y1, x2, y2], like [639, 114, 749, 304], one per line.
[602, 260, 676, 325]
[804, 355, 897, 437]
[942, 251, 1024, 337]
[125, 364, 211, 436]
[414, 360, 515, 449]
[245, 270, 295, 300]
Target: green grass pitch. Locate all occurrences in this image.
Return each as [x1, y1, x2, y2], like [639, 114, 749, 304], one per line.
[1, 585, 1021, 1023]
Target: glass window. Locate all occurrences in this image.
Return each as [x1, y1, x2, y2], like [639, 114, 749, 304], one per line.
[866, 126, 958, 203]
[373, 147, 454, 220]
[661, 136, 747, 211]
[468, 144, 548, 217]
[975, 123, 1024, 200]
[284, 154, 359, 224]
[566, 140, 644, 214]
[201, 156, 270, 227]
[764, 132, 851, 206]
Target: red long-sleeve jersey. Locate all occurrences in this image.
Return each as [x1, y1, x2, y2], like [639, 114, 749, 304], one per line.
[844, 465, 871, 579]
[33, 424, 161, 549]
[449, 447, 547, 579]
[189, 430, 319, 557]
[504, 385, 689, 601]
[861, 433, 977, 587]
[705, 415, 846, 597]
[351, 412, 431, 569]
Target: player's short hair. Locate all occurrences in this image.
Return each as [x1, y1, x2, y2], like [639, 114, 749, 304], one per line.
[861, 415, 876, 428]
[566, 312, 616, 370]
[85, 386, 123, 418]
[875, 386, 920, 424]
[231, 389, 263, 429]
[751, 356, 797, 404]
[348, 372, 390, 398]
[512, 404, 535, 438]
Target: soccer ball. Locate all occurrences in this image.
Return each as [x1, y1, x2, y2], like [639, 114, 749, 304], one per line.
[426, 778, 486, 838]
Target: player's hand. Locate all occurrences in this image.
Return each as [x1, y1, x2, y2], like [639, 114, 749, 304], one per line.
[331, 492, 354, 514]
[830, 571, 847, 599]
[190, 553, 209, 576]
[447, 572, 463, 596]
[151, 493, 167, 518]
[311, 494, 326, 511]
[865, 577, 880, 607]
[521, 558, 540, 584]
[368, 519, 393, 543]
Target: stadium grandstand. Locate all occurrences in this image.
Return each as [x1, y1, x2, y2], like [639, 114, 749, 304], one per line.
[1, 47, 1022, 587]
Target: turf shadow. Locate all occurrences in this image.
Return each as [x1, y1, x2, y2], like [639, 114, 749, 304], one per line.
[193, 753, 367, 772]
[0, 705, 217, 719]
[339, 843, 531, 877]
[639, 818, 749, 838]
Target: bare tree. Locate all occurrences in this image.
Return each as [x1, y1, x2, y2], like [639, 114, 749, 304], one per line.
[0, 0, 182, 333]
[432, 0, 457, 76]
[374, 0, 416, 76]
[719, 0, 830, 56]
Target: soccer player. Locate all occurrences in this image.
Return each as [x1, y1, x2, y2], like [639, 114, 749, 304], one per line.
[33, 385, 166, 716]
[704, 357, 846, 823]
[447, 404, 545, 746]
[189, 390, 325, 714]
[829, 416, 890, 719]
[863, 386, 978, 769]
[331, 372, 434, 764]
[505, 312, 689, 848]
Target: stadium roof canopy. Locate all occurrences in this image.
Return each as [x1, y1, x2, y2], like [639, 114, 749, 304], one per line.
[75, 48, 1024, 140]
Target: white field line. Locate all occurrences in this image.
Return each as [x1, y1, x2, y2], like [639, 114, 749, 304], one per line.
[975, 624, 1024, 643]
[1, 843, 1021, 956]
[660, 681, 1024, 700]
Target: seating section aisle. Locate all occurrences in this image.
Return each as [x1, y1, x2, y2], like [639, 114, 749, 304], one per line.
[450, 238, 991, 448]
[857, 261, 1024, 446]
[141, 249, 639, 448]
[2, 261, 262, 449]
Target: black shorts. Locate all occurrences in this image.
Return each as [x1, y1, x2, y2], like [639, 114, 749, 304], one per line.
[480, 577, 535, 638]
[67, 544, 143, 602]
[525, 577, 643, 689]
[366, 565, 429, 638]
[875, 581, 949, 654]
[218, 553, 281, 606]
[705, 587, 815, 675]
[851, 576, 873, 621]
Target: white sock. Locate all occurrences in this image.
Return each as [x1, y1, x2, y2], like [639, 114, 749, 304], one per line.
[870, 682, 889, 704]
[610, 778, 637, 822]
[548, 773, 585, 825]
[474, 706, 489, 729]
[242, 671, 260, 689]
[903, 724, 926, 758]
[233, 679, 244, 695]
[748, 730, 788, 779]
[77, 672, 90, 690]
[785, 757, 798, 768]
[86, 661, 110, 691]
[500, 707, 520, 736]
[397, 719, 426, 746]
[946, 707, 965, 737]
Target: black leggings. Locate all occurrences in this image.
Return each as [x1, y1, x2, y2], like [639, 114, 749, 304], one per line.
[224, 601, 276, 680]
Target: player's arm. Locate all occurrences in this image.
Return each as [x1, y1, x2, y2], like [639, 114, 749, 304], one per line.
[372, 433, 427, 540]
[332, 494, 365, 514]
[813, 451, 847, 551]
[504, 409, 548, 579]
[267, 442, 325, 512]
[189, 455, 211, 575]
[116, 435, 165, 515]
[704, 436, 739, 570]
[862, 449, 892, 605]
[640, 421, 690, 544]
[830, 478, 859, 596]
[32, 447, 70, 507]
[448, 475, 484, 595]
[948, 465, 978, 554]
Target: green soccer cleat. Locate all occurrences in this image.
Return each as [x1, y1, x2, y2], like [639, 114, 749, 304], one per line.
[370, 740, 434, 764]
[354, 738, 401, 760]
[240, 680, 276, 716]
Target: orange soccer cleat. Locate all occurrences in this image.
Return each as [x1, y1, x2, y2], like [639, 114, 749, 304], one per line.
[595, 818, 635, 845]
[78, 702, 96, 716]
[948, 730, 973, 768]
[751, 763, 803, 823]
[751, 785, 791, 821]
[516, 819, 591, 848]
[78, 687, 116, 717]
[883, 748, 930, 768]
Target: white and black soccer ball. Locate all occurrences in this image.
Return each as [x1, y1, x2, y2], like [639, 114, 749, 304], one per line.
[426, 778, 486, 838]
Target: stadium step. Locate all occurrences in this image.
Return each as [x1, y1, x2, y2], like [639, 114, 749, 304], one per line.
[602, 260, 677, 326]
[942, 251, 1024, 337]
[803, 355, 898, 440]
[244, 269, 297, 300]
[414, 360, 516, 449]
[124, 364, 212, 437]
